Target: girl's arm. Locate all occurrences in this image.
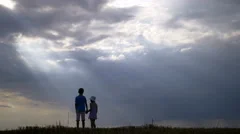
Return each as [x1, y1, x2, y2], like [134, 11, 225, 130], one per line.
[96, 104, 98, 113]
[86, 103, 92, 113]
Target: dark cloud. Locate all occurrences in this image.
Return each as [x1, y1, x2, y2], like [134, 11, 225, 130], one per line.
[6, 0, 137, 44]
[0, 0, 137, 46]
[97, 7, 138, 23]
[125, 37, 240, 121]
[0, 44, 33, 84]
[15, 0, 108, 12]
[163, 0, 240, 31]
[0, 6, 23, 41]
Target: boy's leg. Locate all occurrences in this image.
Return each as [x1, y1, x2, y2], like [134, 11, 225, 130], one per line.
[76, 112, 80, 128]
[81, 112, 85, 128]
[82, 120, 85, 128]
[76, 120, 79, 128]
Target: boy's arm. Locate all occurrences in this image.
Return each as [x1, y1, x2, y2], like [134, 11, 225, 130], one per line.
[85, 98, 88, 111]
[75, 97, 77, 111]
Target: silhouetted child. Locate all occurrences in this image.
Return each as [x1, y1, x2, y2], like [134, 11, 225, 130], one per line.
[75, 88, 88, 128]
[86, 96, 98, 128]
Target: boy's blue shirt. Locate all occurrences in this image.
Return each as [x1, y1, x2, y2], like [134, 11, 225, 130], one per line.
[75, 95, 87, 112]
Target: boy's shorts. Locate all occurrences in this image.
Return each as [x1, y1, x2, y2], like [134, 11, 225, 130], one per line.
[76, 112, 85, 121]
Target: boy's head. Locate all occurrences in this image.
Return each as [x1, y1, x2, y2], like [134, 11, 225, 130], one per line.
[78, 88, 84, 95]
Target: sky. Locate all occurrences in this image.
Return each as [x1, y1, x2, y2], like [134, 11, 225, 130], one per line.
[0, 0, 240, 129]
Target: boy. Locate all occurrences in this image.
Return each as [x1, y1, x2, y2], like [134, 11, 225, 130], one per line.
[75, 88, 88, 128]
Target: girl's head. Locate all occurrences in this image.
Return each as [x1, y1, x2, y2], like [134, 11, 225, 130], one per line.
[90, 96, 96, 102]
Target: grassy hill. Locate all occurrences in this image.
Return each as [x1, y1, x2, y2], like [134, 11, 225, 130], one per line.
[1, 125, 240, 134]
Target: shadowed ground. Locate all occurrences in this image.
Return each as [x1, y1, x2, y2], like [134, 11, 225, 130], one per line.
[1, 125, 240, 134]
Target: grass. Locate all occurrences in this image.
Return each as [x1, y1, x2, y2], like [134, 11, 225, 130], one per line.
[1, 125, 240, 134]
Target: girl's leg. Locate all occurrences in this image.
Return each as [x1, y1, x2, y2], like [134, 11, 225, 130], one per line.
[90, 119, 94, 128]
[93, 119, 96, 128]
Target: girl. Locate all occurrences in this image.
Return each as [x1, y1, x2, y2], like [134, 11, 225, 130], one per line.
[86, 96, 98, 128]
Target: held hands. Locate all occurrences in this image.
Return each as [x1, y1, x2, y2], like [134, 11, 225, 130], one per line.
[85, 109, 89, 114]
